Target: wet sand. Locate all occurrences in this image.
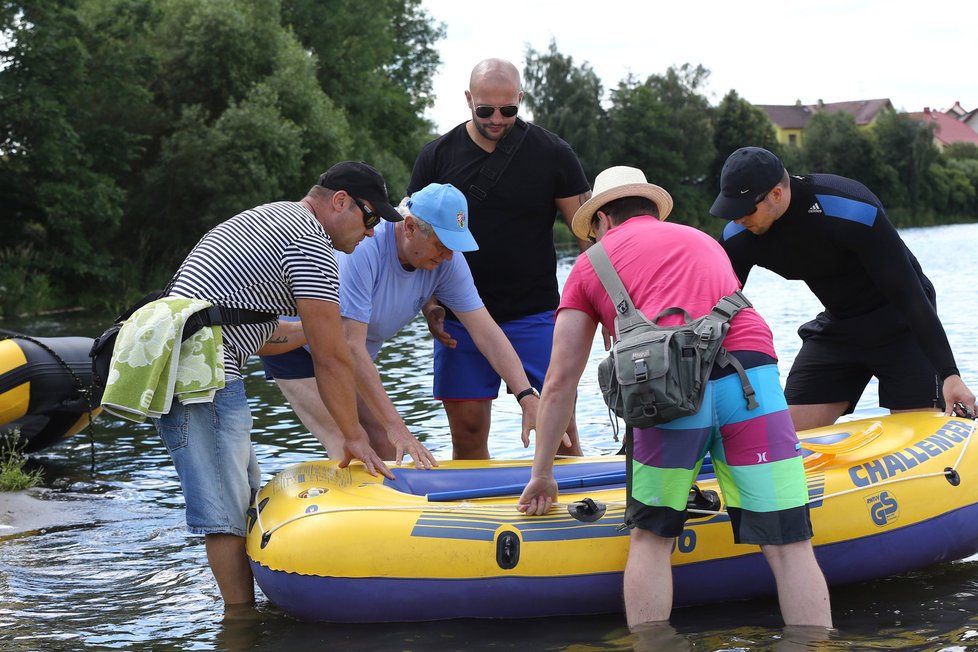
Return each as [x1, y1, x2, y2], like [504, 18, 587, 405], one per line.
[0, 490, 92, 537]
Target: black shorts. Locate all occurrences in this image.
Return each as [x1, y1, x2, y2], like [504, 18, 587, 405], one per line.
[784, 326, 943, 413]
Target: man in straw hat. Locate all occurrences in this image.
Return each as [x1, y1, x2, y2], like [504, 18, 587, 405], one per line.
[260, 183, 558, 464]
[518, 166, 832, 629]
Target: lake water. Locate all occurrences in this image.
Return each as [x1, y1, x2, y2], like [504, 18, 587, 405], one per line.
[1, 222, 977, 651]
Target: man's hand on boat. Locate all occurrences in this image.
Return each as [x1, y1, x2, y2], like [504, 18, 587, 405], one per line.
[518, 475, 559, 515]
[943, 375, 977, 419]
[340, 435, 396, 480]
[388, 428, 438, 469]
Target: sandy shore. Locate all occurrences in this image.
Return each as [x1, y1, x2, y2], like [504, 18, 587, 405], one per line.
[0, 490, 93, 537]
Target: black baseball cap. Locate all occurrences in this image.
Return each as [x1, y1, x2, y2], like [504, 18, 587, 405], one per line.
[710, 147, 785, 220]
[318, 161, 402, 222]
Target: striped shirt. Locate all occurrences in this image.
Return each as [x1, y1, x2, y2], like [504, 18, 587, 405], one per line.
[169, 201, 340, 378]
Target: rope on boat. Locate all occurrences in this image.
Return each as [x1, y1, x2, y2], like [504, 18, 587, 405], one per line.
[251, 416, 978, 542]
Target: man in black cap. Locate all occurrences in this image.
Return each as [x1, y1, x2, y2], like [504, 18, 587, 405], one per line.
[156, 161, 401, 612]
[711, 147, 975, 430]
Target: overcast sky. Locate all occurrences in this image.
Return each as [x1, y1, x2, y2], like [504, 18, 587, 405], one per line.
[419, 0, 977, 132]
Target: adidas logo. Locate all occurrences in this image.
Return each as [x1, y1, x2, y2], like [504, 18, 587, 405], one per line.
[808, 202, 823, 214]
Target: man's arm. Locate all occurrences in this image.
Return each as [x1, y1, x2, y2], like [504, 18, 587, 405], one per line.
[341, 318, 437, 468]
[296, 298, 393, 479]
[421, 297, 457, 348]
[455, 306, 556, 449]
[518, 309, 596, 515]
[555, 192, 592, 252]
[848, 215, 975, 414]
[255, 318, 306, 356]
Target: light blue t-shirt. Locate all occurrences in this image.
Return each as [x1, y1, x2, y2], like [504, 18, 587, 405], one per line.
[336, 221, 483, 359]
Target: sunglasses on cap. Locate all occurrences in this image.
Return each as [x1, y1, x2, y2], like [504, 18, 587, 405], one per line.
[351, 196, 382, 229]
[474, 104, 519, 119]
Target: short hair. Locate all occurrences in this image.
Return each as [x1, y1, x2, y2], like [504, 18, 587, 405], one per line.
[397, 203, 436, 238]
[598, 196, 659, 225]
[306, 185, 337, 201]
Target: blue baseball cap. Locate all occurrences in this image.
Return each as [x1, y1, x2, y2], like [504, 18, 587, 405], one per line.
[406, 183, 479, 252]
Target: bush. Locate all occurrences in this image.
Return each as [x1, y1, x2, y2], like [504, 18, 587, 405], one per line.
[0, 245, 52, 319]
[0, 429, 44, 492]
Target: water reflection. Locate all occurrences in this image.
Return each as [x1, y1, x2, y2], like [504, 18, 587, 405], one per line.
[1, 223, 977, 650]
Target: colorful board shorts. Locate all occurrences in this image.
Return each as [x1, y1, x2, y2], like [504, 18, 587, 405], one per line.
[625, 352, 813, 545]
[433, 311, 555, 400]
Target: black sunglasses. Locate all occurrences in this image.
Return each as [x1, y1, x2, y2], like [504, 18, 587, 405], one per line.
[474, 104, 519, 119]
[744, 189, 771, 216]
[352, 196, 382, 229]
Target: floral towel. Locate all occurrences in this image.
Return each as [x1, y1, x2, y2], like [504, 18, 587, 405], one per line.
[100, 297, 225, 422]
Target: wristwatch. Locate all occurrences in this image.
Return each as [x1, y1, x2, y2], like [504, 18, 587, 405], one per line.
[515, 387, 540, 402]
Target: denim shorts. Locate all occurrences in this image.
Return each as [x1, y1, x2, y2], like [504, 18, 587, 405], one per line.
[152, 380, 260, 536]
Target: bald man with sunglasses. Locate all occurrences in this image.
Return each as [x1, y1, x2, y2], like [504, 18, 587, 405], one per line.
[408, 58, 592, 459]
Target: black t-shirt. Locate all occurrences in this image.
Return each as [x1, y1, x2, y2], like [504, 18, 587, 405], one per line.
[720, 173, 958, 379]
[408, 120, 589, 322]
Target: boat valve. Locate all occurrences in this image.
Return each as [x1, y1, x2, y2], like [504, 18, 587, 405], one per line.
[568, 497, 607, 523]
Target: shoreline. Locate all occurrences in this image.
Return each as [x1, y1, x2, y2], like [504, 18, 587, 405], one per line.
[0, 489, 93, 537]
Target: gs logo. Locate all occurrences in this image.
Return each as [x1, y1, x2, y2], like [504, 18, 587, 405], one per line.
[867, 490, 899, 527]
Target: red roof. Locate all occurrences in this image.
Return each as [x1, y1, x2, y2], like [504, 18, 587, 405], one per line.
[907, 109, 978, 147]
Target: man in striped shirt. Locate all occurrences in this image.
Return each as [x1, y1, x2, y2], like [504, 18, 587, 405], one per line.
[155, 161, 401, 610]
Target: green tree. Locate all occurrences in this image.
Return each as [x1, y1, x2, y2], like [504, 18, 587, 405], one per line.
[872, 110, 939, 210]
[281, 0, 444, 193]
[710, 90, 780, 193]
[605, 64, 715, 226]
[942, 142, 978, 217]
[0, 0, 158, 305]
[523, 40, 607, 182]
[802, 112, 897, 202]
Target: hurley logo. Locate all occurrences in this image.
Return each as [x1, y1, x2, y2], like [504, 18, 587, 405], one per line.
[808, 202, 823, 214]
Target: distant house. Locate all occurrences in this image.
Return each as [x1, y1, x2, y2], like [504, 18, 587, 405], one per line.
[907, 107, 978, 149]
[756, 98, 894, 148]
[944, 101, 978, 134]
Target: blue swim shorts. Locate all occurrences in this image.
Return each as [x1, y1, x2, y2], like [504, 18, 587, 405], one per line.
[433, 311, 555, 401]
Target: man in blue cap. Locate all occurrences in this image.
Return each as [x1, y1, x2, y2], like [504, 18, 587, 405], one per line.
[261, 183, 556, 464]
[711, 147, 975, 429]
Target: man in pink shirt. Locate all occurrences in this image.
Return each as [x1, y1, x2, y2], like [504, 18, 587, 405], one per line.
[518, 167, 832, 630]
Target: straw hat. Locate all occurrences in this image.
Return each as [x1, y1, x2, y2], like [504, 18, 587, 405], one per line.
[571, 166, 674, 240]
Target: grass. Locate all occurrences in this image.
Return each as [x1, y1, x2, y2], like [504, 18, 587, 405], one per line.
[0, 429, 44, 492]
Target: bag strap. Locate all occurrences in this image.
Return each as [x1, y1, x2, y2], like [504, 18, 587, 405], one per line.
[468, 118, 530, 201]
[586, 242, 760, 411]
[715, 349, 760, 410]
[585, 242, 650, 337]
[181, 305, 276, 341]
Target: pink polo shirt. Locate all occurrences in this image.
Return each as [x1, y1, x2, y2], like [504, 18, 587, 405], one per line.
[560, 215, 776, 357]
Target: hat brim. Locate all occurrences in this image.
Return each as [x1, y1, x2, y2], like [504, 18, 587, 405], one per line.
[709, 192, 756, 221]
[571, 183, 674, 240]
[373, 199, 404, 223]
[431, 225, 479, 252]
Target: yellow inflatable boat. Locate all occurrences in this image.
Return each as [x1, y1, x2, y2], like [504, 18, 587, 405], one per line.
[247, 413, 978, 622]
